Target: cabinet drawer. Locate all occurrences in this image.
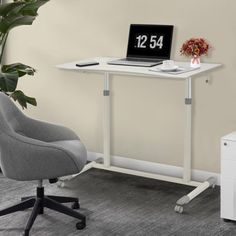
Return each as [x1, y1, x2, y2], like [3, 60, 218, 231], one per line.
[222, 160, 236, 178]
[221, 140, 236, 160]
[221, 177, 236, 220]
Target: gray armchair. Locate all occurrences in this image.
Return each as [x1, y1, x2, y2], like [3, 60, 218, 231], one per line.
[0, 93, 87, 235]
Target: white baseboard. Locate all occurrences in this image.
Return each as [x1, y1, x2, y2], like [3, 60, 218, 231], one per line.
[87, 151, 220, 185]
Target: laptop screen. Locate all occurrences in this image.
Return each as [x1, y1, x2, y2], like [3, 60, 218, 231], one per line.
[126, 24, 174, 60]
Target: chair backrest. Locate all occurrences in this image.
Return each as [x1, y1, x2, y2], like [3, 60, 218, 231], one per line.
[0, 92, 86, 181]
[0, 92, 23, 135]
[0, 93, 26, 178]
[0, 93, 48, 181]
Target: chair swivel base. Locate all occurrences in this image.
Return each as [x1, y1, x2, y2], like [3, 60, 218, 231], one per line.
[0, 187, 86, 236]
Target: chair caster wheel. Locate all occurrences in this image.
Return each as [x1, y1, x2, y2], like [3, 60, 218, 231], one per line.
[76, 220, 86, 230]
[174, 205, 184, 214]
[72, 201, 80, 209]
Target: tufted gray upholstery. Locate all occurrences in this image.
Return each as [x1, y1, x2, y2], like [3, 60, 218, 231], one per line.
[0, 92, 87, 181]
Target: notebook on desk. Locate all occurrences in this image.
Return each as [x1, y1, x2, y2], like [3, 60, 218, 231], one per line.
[108, 24, 174, 67]
[150, 65, 199, 74]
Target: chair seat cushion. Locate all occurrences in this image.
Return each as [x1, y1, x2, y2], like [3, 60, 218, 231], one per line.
[50, 140, 87, 172]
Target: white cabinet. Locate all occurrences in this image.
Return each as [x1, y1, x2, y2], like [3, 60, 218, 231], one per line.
[221, 132, 236, 221]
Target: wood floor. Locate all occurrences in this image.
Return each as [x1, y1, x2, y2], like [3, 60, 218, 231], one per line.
[0, 169, 235, 236]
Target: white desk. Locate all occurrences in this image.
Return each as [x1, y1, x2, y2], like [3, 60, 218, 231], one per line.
[57, 57, 221, 213]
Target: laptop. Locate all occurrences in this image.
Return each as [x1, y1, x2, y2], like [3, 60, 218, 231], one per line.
[108, 24, 174, 67]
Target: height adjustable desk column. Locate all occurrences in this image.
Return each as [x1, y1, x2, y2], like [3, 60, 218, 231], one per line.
[57, 57, 221, 213]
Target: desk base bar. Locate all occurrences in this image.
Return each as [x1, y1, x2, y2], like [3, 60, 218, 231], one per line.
[58, 161, 216, 214]
[92, 162, 200, 187]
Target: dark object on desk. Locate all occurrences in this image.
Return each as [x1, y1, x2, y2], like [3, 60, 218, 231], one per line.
[0, 93, 87, 235]
[76, 61, 99, 67]
[108, 24, 174, 67]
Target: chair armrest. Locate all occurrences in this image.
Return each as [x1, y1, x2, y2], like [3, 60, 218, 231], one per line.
[18, 115, 79, 142]
[0, 132, 80, 181]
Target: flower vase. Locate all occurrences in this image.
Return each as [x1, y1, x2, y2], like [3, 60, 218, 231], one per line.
[190, 55, 201, 68]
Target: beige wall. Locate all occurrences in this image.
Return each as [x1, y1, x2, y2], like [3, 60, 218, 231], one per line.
[7, 0, 236, 173]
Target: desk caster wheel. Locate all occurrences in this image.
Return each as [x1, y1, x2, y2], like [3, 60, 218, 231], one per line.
[174, 205, 183, 214]
[76, 220, 86, 230]
[72, 201, 80, 209]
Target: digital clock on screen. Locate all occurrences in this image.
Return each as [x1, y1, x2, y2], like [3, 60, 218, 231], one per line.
[127, 24, 173, 59]
[135, 35, 164, 49]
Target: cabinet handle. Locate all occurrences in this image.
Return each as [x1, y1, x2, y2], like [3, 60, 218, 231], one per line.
[224, 142, 227, 146]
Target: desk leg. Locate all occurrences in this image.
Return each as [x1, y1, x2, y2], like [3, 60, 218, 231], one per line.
[183, 77, 192, 182]
[175, 77, 216, 213]
[57, 73, 112, 188]
[103, 72, 111, 167]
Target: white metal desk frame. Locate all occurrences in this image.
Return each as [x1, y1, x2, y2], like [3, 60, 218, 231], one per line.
[57, 58, 221, 213]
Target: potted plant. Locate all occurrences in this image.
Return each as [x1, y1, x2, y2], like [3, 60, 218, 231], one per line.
[180, 38, 211, 68]
[0, 0, 49, 109]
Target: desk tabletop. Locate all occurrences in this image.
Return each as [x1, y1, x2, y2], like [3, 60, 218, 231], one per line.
[56, 57, 221, 80]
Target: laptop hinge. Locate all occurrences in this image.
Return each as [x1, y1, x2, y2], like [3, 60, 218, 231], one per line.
[126, 57, 164, 62]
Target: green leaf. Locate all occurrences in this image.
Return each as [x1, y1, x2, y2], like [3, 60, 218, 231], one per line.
[0, 0, 49, 33]
[20, 0, 49, 16]
[0, 0, 49, 109]
[0, 1, 50, 17]
[0, 72, 18, 92]
[0, 15, 36, 33]
[11, 90, 37, 109]
[2, 63, 36, 77]
[0, 2, 24, 17]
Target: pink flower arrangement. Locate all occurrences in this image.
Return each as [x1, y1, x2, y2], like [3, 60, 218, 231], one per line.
[180, 38, 210, 57]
